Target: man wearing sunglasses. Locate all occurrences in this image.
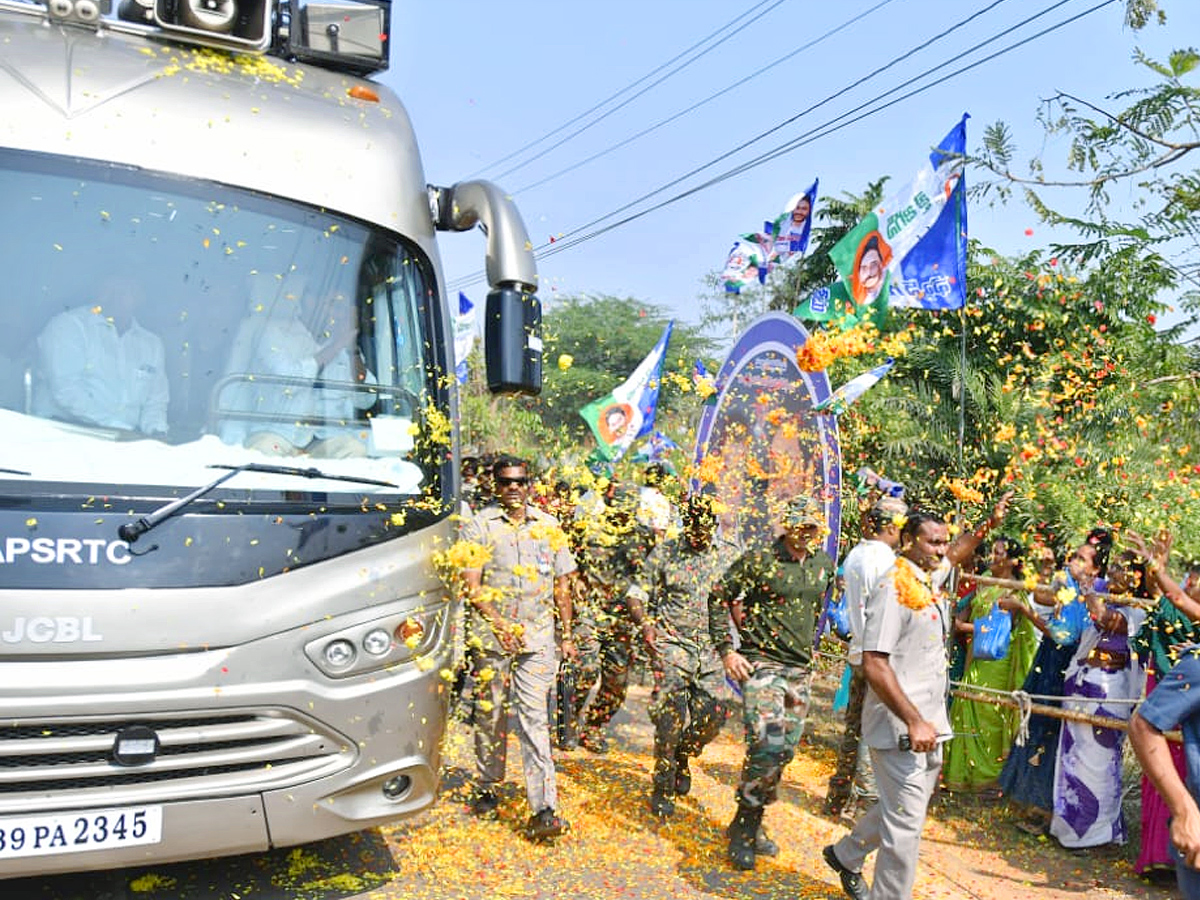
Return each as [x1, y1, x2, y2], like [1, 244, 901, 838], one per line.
[460, 455, 578, 841]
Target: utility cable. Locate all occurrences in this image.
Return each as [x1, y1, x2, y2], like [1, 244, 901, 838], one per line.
[535, 0, 1116, 263]
[512, 0, 899, 195]
[448, 0, 1023, 290]
[488, 0, 788, 183]
[467, 0, 783, 180]
[537, 0, 1029, 254]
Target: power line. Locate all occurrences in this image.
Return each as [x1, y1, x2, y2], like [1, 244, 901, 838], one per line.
[512, 0, 900, 195]
[467, 0, 784, 181]
[533, 0, 1117, 264]
[488, 1, 789, 184]
[538, 0, 1022, 252]
[448, 0, 1021, 290]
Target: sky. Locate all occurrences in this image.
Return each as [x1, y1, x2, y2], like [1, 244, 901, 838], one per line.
[387, 0, 1197, 330]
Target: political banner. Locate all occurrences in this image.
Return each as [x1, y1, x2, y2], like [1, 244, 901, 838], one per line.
[722, 239, 769, 294]
[769, 178, 818, 260]
[828, 115, 969, 321]
[580, 321, 673, 462]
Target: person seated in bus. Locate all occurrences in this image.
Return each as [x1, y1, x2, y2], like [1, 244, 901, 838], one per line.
[34, 276, 169, 436]
[307, 293, 377, 458]
[219, 274, 374, 456]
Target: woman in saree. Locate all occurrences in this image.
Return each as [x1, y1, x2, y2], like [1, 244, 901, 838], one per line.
[1049, 548, 1150, 849]
[1130, 562, 1200, 875]
[943, 537, 1040, 793]
[999, 529, 1110, 835]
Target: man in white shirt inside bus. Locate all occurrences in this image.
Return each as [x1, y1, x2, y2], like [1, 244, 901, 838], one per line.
[35, 276, 169, 436]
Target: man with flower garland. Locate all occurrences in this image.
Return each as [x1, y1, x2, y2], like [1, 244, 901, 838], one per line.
[709, 495, 836, 870]
[821, 509, 952, 899]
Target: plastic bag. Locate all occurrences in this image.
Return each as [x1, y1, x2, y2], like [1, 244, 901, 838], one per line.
[832, 663, 853, 713]
[972, 603, 1012, 661]
[825, 592, 852, 642]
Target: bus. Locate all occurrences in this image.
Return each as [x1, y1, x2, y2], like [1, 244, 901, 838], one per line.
[0, 0, 541, 877]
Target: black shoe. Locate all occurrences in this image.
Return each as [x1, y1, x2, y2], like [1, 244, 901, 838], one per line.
[726, 804, 763, 871]
[579, 728, 609, 754]
[471, 789, 500, 818]
[823, 844, 867, 900]
[674, 754, 692, 796]
[755, 825, 779, 857]
[526, 807, 569, 841]
[649, 789, 675, 818]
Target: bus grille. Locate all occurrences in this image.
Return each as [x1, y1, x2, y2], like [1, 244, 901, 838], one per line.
[0, 711, 352, 807]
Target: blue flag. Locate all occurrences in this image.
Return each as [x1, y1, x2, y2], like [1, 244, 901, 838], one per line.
[769, 178, 818, 259]
[453, 291, 476, 384]
[580, 322, 673, 462]
[892, 116, 968, 311]
[828, 116, 969, 321]
[633, 430, 680, 462]
[813, 358, 895, 414]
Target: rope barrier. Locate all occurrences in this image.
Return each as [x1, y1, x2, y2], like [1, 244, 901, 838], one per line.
[948, 686, 1180, 743]
[815, 646, 1179, 743]
[968, 574, 1156, 609]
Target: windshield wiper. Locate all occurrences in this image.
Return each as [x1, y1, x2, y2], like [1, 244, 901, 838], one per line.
[0, 467, 31, 476]
[118, 463, 398, 543]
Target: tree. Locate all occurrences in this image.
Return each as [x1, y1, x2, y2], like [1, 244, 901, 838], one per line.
[444, 294, 716, 474]
[974, 45, 1199, 328]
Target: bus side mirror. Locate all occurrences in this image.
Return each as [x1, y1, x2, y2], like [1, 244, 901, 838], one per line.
[484, 285, 542, 396]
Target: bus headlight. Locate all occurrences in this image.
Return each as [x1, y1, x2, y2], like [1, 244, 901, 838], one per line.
[322, 638, 356, 670]
[304, 605, 447, 678]
[362, 628, 392, 656]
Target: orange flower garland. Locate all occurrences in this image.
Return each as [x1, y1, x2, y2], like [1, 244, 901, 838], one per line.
[893, 559, 937, 610]
[796, 322, 878, 372]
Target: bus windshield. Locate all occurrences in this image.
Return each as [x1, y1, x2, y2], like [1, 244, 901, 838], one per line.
[0, 149, 446, 502]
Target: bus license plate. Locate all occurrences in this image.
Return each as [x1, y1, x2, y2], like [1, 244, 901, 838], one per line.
[0, 806, 162, 859]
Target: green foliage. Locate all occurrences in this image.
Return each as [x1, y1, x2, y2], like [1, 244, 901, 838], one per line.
[832, 239, 1200, 558]
[460, 294, 715, 472]
[973, 46, 1200, 330]
[528, 294, 712, 437]
[1125, 0, 1166, 30]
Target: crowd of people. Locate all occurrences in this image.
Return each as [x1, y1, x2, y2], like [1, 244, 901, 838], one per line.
[447, 452, 1200, 900]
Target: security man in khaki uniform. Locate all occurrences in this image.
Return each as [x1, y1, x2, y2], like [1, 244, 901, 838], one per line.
[460, 455, 577, 841]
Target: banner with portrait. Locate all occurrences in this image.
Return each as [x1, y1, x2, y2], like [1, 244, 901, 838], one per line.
[580, 321, 673, 462]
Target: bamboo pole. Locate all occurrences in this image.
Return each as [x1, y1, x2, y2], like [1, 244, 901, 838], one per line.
[951, 687, 1181, 743]
[967, 573, 1156, 609]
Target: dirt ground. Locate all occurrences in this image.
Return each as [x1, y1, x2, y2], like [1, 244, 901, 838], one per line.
[12, 661, 1182, 900]
[359, 661, 1179, 900]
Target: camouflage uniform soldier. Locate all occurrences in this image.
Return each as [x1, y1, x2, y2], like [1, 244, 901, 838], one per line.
[631, 493, 736, 817]
[709, 495, 836, 870]
[571, 483, 655, 753]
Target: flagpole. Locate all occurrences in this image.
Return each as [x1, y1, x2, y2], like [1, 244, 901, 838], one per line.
[957, 304, 967, 477]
